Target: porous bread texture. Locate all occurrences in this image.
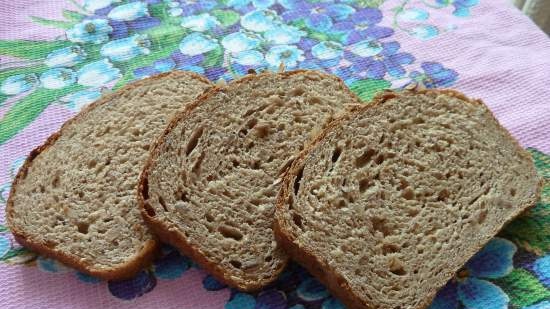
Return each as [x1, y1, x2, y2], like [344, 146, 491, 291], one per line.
[139, 70, 362, 291]
[275, 89, 542, 309]
[7, 71, 212, 280]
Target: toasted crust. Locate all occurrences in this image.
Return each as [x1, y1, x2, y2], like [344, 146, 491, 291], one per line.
[137, 70, 362, 291]
[6, 71, 212, 280]
[274, 88, 543, 309]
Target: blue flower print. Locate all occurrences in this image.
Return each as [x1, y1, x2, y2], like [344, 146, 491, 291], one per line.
[533, 255, 550, 287]
[153, 58, 176, 72]
[255, 289, 287, 309]
[351, 41, 414, 79]
[39, 68, 76, 89]
[108, 270, 157, 300]
[397, 8, 429, 21]
[253, 0, 275, 10]
[226, 292, 256, 309]
[203, 274, 227, 291]
[525, 301, 550, 309]
[264, 25, 305, 45]
[100, 34, 151, 62]
[181, 13, 221, 32]
[429, 238, 516, 309]
[266, 45, 304, 69]
[0, 235, 10, 259]
[312, 41, 343, 67]
[241, 10, 281, 32]
[0, 73, 38, 95]
[127, 16, 161, 32]
[297, 277, 330, 301]
[76, 272, 102, 284]
[411, 25, 439, 40]
[60, 89, 102, 111]
[44, 46, 87, 68]
[77, 59, 121, 87]
[66, 19, 112, 45]
[409, 62, 458, 88]
[231, 50, 266, 75]
[107, 2, 149, 21]
[233, 50, 264, 66]
[322, 297, 346, 309]
[9, 157, 25, 178]
[83, 0, 120, 12]
[171, 51, 204, 71]
[226, 0, 252, 9]
[153, 250, 192, 280]
[179, 33, 218, 56]
[37, 256, 70, 273]
[221, 32, 261, 53]
[177, 0, 217, 17]
[333, 8, 394, 44]
[280, 1, 355, 32]
[437, 0, 479, 17]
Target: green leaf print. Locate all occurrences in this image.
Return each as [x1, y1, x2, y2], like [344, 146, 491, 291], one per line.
[529, 148, 550, 180]
[353, 0, 386, 8]
[212, 10, 241, 27]
[62, 10, 86, 22]
[0, 225, 8, 233]
[203, 45, 224, 68]
[0, 40, 72, 60]
[30, 16, 75, 30]
[493, 269, 550, 307]
[501, 149, 550, 255]
[349, 79, 391, 102]
[0, 84, 85, 144]
[0, 247, 36, 264]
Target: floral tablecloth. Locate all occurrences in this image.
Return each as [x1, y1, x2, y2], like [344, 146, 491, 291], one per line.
[0, 0, 549, 308]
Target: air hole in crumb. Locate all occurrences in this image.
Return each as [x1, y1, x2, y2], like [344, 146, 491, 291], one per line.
[77, 222, 89, 234]
[399, 179, 409, 190]
[142, 144, 149, 151]
[52, 176, 60, 188]
[413, 117, 425, 124]
[290, 87, 305, 96]
[230, 260, 242, 269]
[191, 152, 205, 175]
[292, 213, 303, 228]
[88, 159, 97, 169]
[288, 195, 294, 210]
[293, 167, 304, 196]
[359, 179, 371, 193]
[478, 210, 488, 224]
[158, 196, 168, 211]
[265, 255, 273, 262]
[251, 161, 261, 169]
[355, 149, 376, 168]
[250, 199, 261, 206]
[437, 189, 450, 202]
[510, 188, 516, 197]
[186, 126, 203, 155]
[246, 118, 258, 130]
[382, 244, 400, 254]
[218, 225, 243, 241]
[331, 147, 342, 163]
[375, 154, 385, 165]
[78, 191, 84, 199]
[371, 217, 391, 237]
[308, 96, 322, 104]
[205, 213, 215, 223]
[336, 199, 346, 208]
[402, 188, 414, 200]
[254, 125, 270, 138]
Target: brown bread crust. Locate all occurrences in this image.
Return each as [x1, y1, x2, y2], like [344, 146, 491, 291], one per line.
[6, 71, 212, 280]
[274, 88, 543, 309]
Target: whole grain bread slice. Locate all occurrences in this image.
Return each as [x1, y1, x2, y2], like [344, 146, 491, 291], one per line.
[6, 71, 212, 280]
[274, 89, 542, 309]
[138, 70, 362, 291]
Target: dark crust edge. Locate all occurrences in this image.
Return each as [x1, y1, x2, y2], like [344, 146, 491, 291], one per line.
[6, 71, 212, 281]
[137, 69, 363, 291]
[273, 89, 544, 309]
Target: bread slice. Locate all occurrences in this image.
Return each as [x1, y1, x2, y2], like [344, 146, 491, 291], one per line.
[138, 70, 361, 291]
[274, 89, 542, 309]
[6, 71, 212, 280]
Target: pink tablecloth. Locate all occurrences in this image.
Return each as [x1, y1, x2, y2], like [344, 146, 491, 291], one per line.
[0, 0, 549, 308]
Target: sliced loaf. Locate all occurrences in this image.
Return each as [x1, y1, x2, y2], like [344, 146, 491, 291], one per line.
[274, 89, 542, 309]
[138, 70, 361, 290]
[7, 71, 212, 280]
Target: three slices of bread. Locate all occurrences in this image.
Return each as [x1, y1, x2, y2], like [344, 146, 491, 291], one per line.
[7, 70, 541, 308]
[6, 71, 211, 279]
